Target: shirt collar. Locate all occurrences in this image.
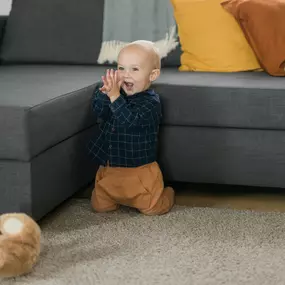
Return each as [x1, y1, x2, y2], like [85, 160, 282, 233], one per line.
[120, 88, 155, 99]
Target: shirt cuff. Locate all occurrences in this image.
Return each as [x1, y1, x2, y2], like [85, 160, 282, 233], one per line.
[100, 93, 111, 103]
[110, 94, 126, 113]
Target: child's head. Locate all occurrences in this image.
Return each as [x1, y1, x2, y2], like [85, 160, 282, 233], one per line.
[117, 40, 161, 96]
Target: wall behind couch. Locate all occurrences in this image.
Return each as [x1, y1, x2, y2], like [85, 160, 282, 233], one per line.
[0, 0, 12, 15]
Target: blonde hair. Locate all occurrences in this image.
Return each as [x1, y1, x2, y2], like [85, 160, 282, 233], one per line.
[120, 40, 161, 69]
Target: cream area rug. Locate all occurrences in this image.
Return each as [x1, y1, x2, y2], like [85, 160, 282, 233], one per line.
[2, 198, 285, 285]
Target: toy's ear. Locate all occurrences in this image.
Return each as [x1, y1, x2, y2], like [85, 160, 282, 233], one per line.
[3, 217, 24, 235]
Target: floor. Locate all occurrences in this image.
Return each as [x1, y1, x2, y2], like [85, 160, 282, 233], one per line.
[77, 182, 285, 213]
[12, 199, 285, 285]
[173, 182, 285, 212]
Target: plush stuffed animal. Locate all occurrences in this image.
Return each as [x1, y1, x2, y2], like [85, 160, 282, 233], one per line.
[0, 213, 41, 278]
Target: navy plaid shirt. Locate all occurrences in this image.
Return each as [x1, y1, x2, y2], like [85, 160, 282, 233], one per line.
[88, 84, 162, 167]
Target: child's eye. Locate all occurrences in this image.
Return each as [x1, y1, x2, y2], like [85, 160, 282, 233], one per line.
[118, 67, 124, 70]
[132, 68, 139, 71]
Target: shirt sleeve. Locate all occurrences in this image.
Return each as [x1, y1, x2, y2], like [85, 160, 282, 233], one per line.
[91, 84, 111, 120]
[109, 94, 161, 128]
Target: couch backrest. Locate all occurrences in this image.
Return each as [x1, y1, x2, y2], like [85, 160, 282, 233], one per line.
[0, 0, 104, 65]
[0, 0, 181, 67]
[0, 16, 7, 48]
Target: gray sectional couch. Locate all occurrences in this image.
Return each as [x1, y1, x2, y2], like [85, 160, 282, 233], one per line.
[1, 0, 285, 220]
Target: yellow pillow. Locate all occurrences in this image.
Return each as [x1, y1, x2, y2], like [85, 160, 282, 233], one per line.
[171, 0, 261, 72]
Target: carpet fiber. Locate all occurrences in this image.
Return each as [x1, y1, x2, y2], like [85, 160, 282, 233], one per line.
[2, 199, 285, 285]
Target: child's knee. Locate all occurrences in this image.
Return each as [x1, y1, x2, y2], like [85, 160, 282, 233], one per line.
[139, 187, 175, 215]
[91, 189, 119, 213]
[92, 204, 118, 213]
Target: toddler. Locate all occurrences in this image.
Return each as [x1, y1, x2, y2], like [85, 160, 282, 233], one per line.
[89, 40, 174, 215]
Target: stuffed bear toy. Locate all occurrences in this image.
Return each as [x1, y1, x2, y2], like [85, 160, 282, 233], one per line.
[0, 213, 41, 278]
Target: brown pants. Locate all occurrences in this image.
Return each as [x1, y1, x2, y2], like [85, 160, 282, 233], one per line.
[91, 162, 174, 215]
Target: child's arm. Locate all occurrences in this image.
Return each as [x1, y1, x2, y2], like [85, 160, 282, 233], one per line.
[91, 84, 111, 120]
[109, 95, 161, 128]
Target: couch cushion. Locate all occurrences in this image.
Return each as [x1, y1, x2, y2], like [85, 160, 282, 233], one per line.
[155, 69, 285, 129]
[221, 0, 285, 76]
[0, 16, 7, 41]
[0, 65, 108, 161]
[0, 0, 104, 64]
[96, 0, 180, 67]
[1, 66, 285, 161]
[171, 0, 261, 72]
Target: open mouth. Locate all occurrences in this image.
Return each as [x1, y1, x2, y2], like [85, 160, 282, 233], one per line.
[124, 81, 134, 91]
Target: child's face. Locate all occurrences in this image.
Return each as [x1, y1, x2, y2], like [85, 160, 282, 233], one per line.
[117, 46, 157, 96]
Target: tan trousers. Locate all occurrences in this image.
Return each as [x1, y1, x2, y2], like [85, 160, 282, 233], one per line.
[91, 162, 174, 215]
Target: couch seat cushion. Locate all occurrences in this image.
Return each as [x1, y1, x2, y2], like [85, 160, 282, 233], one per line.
[0, 65, 108, 161]
[155, 69, 285, 129]
[1, 65, 285, 161]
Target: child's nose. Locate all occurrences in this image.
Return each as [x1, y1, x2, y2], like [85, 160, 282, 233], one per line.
[124, 69, 131, 77]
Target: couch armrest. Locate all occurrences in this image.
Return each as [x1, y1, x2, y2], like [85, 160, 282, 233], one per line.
[0, 16, 8, 50]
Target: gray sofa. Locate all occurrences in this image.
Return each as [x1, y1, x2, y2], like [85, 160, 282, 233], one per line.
[1, 0, 285, 221]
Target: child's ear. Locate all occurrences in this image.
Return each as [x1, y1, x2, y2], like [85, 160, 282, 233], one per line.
[149, 69, 160, 82]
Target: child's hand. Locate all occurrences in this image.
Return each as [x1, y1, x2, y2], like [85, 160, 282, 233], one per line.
[99, 69, 111, 94]
[99, 69, 122, 102]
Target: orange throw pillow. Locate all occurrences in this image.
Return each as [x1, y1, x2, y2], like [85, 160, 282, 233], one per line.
[222, 0, 285, 76]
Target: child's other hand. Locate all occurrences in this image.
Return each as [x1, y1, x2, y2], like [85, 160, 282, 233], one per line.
[99, 69, 122, 102]
[99, 72, 110, 94]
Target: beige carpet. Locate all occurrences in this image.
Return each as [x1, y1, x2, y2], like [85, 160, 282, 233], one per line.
[2, 199, 285, 285]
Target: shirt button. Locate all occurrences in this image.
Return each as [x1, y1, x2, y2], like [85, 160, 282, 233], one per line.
[109, 145, 112, 149]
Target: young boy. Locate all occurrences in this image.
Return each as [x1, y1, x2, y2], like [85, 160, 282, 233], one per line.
[88, 40, 174, 215]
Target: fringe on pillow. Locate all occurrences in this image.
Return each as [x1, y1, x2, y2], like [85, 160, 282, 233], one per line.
[97, 25, 179, 65]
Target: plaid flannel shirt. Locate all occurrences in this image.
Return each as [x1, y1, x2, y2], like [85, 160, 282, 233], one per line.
[88, 84, 162, 167]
